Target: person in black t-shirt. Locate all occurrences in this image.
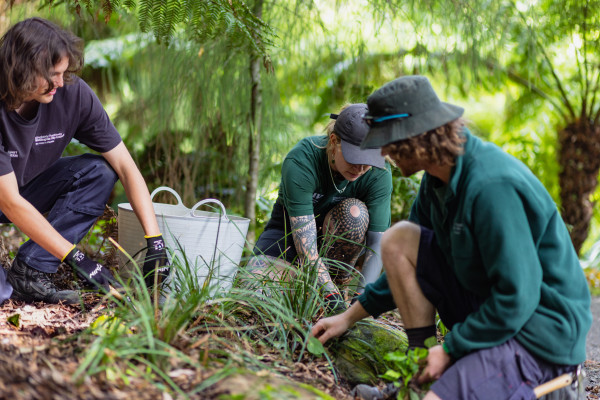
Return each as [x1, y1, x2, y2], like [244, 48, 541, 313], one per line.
[0, 17, 169, 304]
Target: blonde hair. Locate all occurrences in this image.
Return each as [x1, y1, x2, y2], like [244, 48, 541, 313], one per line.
[324, 103, 354, 155]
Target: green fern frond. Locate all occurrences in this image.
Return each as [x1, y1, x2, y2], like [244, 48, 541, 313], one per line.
[158, 0, 184, 44]
[137, 0, 152, 33]
[122, 0, 136, 11]
[101, 0, 115, 22]
[57, 0, 275, 57]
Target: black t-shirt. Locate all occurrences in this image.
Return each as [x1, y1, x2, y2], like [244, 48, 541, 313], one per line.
[0, 77, 122, 187]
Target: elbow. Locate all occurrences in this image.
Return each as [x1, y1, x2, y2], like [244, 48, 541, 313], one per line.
[0, 193, 26, 220]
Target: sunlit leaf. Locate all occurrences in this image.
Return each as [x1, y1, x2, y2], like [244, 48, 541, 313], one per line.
[307, 336, 325, 357]
[7, 313, 20, 328]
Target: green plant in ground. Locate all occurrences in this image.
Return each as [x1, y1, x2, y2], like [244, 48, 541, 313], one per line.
[381, 336, 438, 400]
[71, 237, 258, 396]
[229, 257, 327, 360]
[69, 222, 370, 396]
[229, 224, 369, 361]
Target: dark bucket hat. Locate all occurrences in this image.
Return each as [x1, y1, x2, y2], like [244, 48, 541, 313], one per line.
[331, 103, 386, 168]
[361, 75, 464, 149]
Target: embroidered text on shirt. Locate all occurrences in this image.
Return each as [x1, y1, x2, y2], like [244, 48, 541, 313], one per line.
[35, 132, 65, 145]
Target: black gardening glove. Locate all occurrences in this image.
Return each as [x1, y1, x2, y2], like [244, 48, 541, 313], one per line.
[142, 234, 170, 288]
[64, 247, 120, 292]
[324, 292, 347, 315]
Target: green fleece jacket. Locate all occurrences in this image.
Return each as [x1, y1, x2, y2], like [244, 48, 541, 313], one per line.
[359, 130, 592, 365]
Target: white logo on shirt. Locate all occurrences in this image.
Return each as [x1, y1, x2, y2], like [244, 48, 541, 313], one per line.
[452, 222, 464, 235]
[8, 151, 18, 158]
[35, 132, 65, 145]
[312, 193, 324, 203]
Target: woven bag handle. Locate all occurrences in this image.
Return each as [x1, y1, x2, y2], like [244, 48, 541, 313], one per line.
[150, 186, 185, 207]
[190, 199, 229, 221]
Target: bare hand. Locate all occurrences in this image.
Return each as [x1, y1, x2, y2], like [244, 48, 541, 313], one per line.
[310, 312, 352, 344]
[417, 345, 452, 384]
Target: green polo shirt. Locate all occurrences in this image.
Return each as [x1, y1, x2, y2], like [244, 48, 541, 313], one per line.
[273, 135, 392, 232]
[359, 130, 591, 365]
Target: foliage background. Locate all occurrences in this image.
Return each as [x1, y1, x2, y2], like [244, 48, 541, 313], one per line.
[1, 1, 600, 397]
[3, 0, 600, 262]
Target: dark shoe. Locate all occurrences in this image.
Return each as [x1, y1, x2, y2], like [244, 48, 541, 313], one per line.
[7, 259, 79, 305]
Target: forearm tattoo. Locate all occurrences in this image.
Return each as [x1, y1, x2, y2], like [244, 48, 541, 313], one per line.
[290, 215, 337, 293]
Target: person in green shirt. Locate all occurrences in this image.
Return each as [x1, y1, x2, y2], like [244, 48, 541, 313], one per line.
[247, 104, 392, 313]
[311, 76, 591, 399]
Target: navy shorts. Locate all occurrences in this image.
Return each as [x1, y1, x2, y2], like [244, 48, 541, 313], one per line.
[253, 227, 299, 264]
[416, 226, 483, 329]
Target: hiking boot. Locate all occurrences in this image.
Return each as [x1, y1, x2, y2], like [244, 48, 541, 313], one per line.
[7, 258, 79, 305]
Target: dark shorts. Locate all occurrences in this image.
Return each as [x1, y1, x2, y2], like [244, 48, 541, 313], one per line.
[416, 227, 581, 399]
[253, 227, 300, 264]
[416, 226, 484, 329]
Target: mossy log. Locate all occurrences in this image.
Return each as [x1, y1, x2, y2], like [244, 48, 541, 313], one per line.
[330, 319, 408, 385]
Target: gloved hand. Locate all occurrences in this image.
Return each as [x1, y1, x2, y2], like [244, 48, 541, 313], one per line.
[324, 292, 347, 315]
[64, 247, 120, 291]
[142, 234, 170, 288]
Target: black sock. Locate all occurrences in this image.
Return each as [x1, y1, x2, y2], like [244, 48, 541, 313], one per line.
[406, 325, 436, 349]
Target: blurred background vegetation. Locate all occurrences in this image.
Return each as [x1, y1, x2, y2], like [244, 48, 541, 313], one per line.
[3, 0, 600, 289]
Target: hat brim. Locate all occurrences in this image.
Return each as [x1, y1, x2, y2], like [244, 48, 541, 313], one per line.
[341, 140, 386, 168]
[360, 102, 464, 149]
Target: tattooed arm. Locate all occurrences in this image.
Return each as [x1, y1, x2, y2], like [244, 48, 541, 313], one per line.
[289, 214, 338, 293]
[357, 231, 384, 294]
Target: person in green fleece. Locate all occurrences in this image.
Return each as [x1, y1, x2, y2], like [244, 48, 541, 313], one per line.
[311, 75, 592, 399]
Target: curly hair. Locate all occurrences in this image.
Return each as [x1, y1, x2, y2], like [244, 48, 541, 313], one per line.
[384, 118, 467, 167]
[0, 17, 84, 111]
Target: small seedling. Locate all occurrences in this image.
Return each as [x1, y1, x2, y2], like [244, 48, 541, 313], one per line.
[380, 336, 437, 399]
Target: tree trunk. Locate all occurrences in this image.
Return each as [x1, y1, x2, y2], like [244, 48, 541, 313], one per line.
[558, 119, 600, 254]
[244, 0, 264, 246]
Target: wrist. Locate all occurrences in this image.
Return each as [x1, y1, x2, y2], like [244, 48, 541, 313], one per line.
[146, 235, 166, 252]
[145, 233, 163, 239]
[61, 244, 77, 262]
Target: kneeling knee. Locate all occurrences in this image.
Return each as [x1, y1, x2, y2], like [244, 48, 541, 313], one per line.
[381, 221, 420, 266]
[326, 198, 369, 239]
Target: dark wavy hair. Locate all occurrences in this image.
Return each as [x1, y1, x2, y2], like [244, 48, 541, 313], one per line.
[385, 118, 467, 167]
[0, 17, 84, 111]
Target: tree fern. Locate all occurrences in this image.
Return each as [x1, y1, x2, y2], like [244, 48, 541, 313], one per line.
[137, 0, 152, 33]
[45, 0, 275, 58]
